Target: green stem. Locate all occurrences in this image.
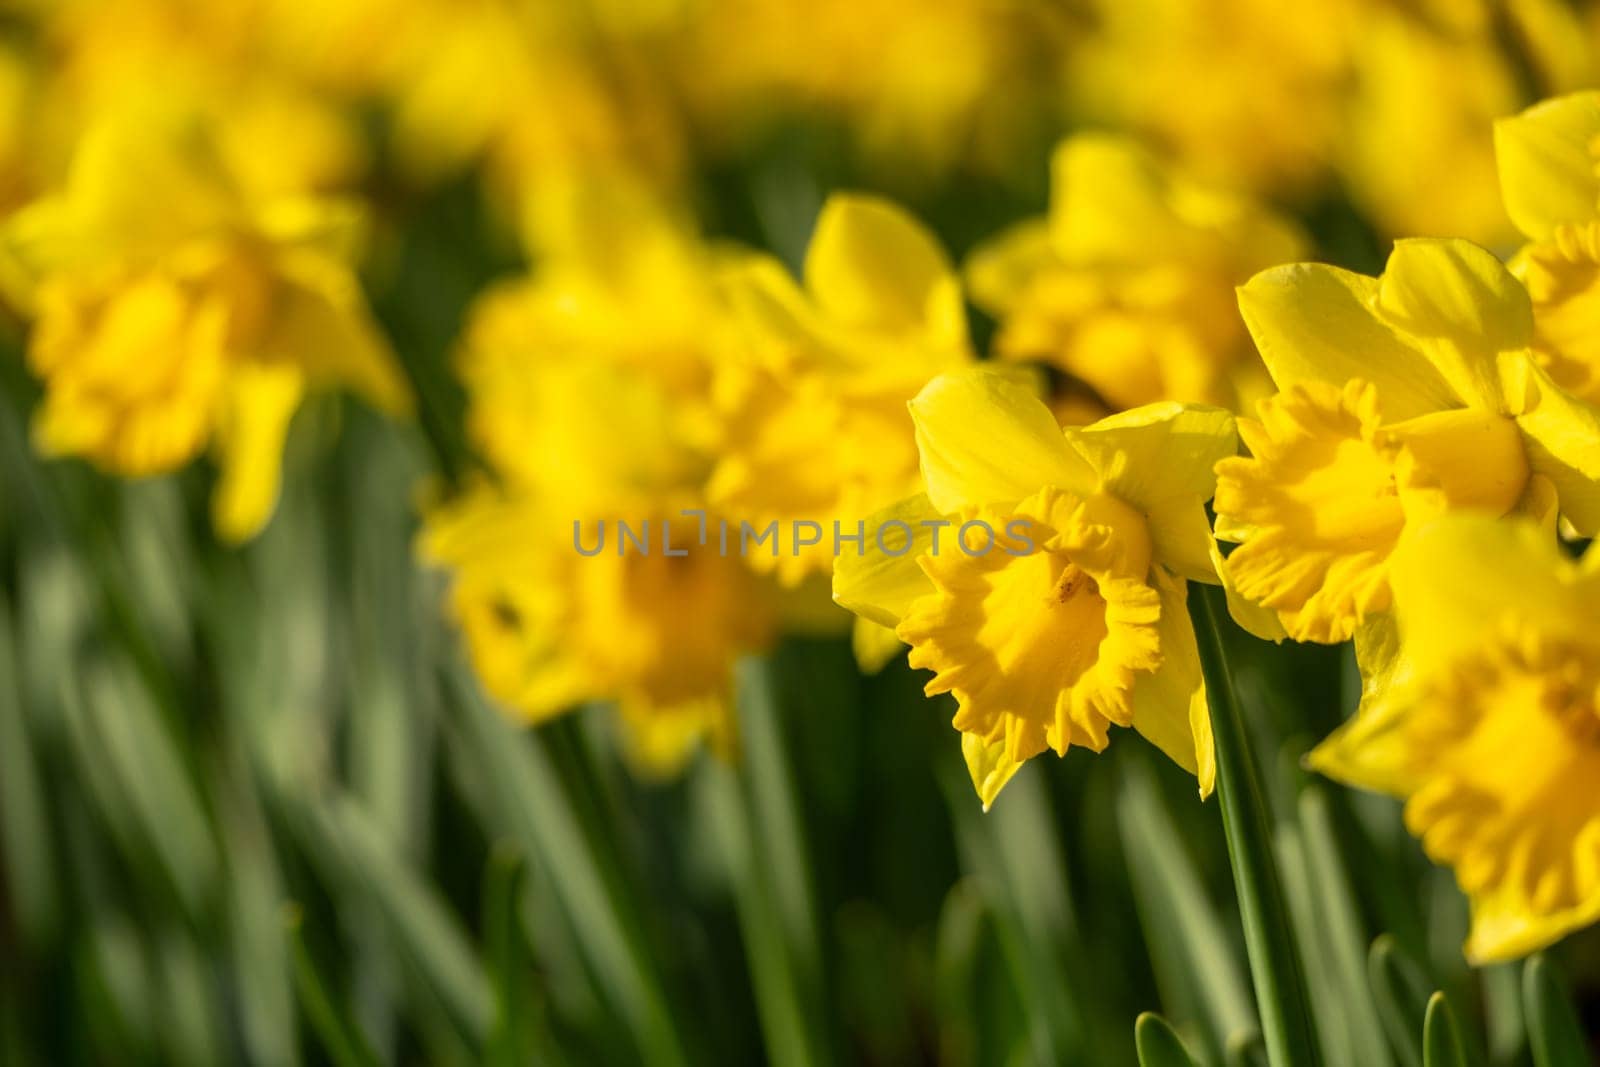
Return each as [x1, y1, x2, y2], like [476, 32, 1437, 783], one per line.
[1193, 585, 1320, 1067]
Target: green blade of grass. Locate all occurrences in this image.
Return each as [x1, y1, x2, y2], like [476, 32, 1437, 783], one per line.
[1135, 1012, 1201, 1067]
[1193, 585, 1320, 1067]
[1422, 992, 1466, 1067]
[1118, 758, 1256, 1056]
[446, 668, 691, 1067]
[285, 904, 383, 1067]
[1522, 954, 1589, 1067]
[1368, 935, 1430, 1067]
[1297, 785, 1392, 1067]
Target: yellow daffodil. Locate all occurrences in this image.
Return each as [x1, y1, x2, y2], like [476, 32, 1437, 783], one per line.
[966, 134, 1306, 414]
[709, 194, 973, 590]
[0, 103, 408, 541]
[421, 202, 772, 774]
[1214, 238, 1600, 644]
[1338, 2, 1526, 246]
[1496, 91, 1600, 405]
[1309, 516, 1600, 962]
[833, 367, 1232, 808]
[1067, 0, 1350, 196]
[678, 0, 1068, 178]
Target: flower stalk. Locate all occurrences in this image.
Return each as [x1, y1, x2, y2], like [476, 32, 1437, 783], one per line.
[1193, 584, 1320, 1067]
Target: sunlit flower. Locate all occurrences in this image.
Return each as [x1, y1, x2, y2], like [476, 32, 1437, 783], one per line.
[1496, 91, 1600, 405]
[965, 134, 1305, 414]
[421, 200, 772, 773]
[1310, 516, 1600, 962]
[1215, 238, 1600, 644]
[709, 194, 972, 595]
[1066, 0, 1350, 195]
[833, 367, 1232, 807]
[0, 102, 408, 541]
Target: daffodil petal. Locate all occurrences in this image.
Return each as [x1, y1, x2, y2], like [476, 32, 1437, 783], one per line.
[1065, 402, 1236, 582]
[804, 193, 964, 343]
[1389, 515, 1582, 675]
[1373, 238, 1530, 408]
[269, 250, 413, 416]
[1210, 543, 1289, 642]
[1048, 133, 1175, 265]
[962, 731, 1023, 811]
[1500, 350, 1600, 535]
[1494, 92, 1600, 240]
[963, 219, 1053, 317]
[1237, 263, 1455, 420]
[1130, 569, 1215, 797]
[909, 368, 1090, 513]
[831, 493, 942, 628]
[850, 616, 905, 674]
[211, 360, 304, 543]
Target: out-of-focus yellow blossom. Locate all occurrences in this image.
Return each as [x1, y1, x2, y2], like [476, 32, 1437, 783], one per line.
[1067, 0, 1351, 196]
[1310, 516, 1600, 962]
[709, 194, 973, 589]
[679, 0, 1068, 178]
[1337, 0, 1555, 246]
[834, 367, 1233, 808]
[0, 104, 408, 541]
[966, 134, 1307, 413]
[1214, 239, 1600, 644]
[421, 202, 773, 774]
[1496, 91, 1600, 405]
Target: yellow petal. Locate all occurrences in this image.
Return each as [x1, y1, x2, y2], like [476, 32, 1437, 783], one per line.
[963, 219, 1054, 316]
[908, 368, 1090, 513]
[962, 732, 1023, 812]
[1500, 350, 1600, 535]
[1388, 515, 1582, 676]
[1494, 92, 1600, 240]
[1048, 134, 1176, 265]
[267, 251, 412, 416]
[804, 193, 964, 344]
[1237, 263, 1455, 421]
[1130, 569, 1215, 797]
[1065, 402, 1236, 582]
[1211, 542, 1289, 643]
[211, 361, 304, 542]
[850, 617, 905, 674]
[1373, 238, 1531, 409]
[831, 493, 942, 628]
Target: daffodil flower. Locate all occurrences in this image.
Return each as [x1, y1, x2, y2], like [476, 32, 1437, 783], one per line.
[0, 104, 409, 542]
[833, 367, 1233, 807]
[1309, 516, 1600, 962]
[965, 134, 1305, 414]
[1496, 91, 1600, 404]
[1215, 238, 1600, 645]
[421, 198, 773, 776]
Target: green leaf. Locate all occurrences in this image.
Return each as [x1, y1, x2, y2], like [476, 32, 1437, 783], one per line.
[1225, 1027, 1269, 1067]
[1118, 758, 1256, 1057]
[446, 670, 691, 1067]
[1368, 935, 1431, 1067]
[1421, 992, 1466, 1067]
[1135, 1013, 1200, 1067]
[1192, 585, 1321, 1067]
[285, 904, 382, 1067]
[1297, 786, 1392, 1067]
[1523, 954, 1590, 1067]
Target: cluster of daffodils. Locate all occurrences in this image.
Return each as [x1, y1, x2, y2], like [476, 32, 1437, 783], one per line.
[10, 0, 1600, 969]
[829, 93, 1600, 964]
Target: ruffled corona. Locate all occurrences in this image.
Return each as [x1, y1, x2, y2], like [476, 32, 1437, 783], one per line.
[1517, 221, 1600, 404]
[898, 488, 1161, 764]
[1216, 381, 1403, 643]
